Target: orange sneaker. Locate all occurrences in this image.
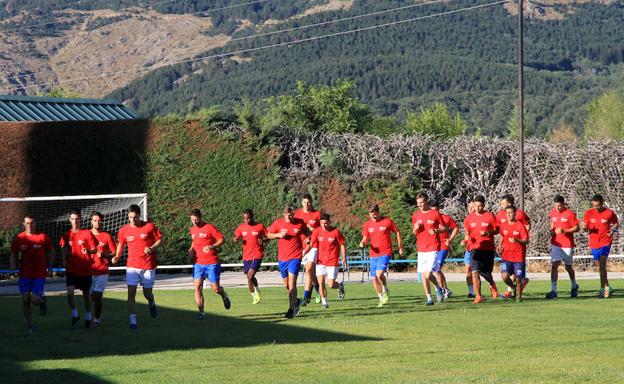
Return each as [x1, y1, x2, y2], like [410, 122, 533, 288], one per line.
[473, 295, 483, 304]
[503, 290, 513, 299]
[490, 287, 499, 299]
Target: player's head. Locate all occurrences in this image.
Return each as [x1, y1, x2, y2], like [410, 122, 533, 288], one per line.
[505, 205, 517, 222]
[69, 208, 81, 229]
[472, 195, 486, 214]
[301, 193, 313, 211]
[23, 215, 35, 233]
[90, 211, 104, 231]
[553, 195, 566, 212]
[283, 205, 295, 221]
[320, 213, 331, 229]
[500, 194, 515, 209]
[428, 199, 439, 210]
[243, 209, 254, 224]
[128, 204, 142, 226]
[190, 208, 203, 226]
[368, 204, 380, 221]
[591, 194, 604, 211]
[416, 192, 428, 211]
[467, 200, 475, 214]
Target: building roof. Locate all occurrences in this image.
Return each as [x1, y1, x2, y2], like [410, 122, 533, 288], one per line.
[0, 95, 139, 122]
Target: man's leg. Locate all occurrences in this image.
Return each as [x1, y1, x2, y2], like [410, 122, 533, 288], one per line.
[194, 279, 205, 314]
[599, 254, 609, 296]
[287, 273, 298, 311]
[127, 284, 138, 327]
[318, 274, 328, 307]
[81, 283, 93, 328]
[92, 291, 103, 322]
[22, 293, 33, 330]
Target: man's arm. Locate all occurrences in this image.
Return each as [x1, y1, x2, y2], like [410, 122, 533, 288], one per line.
[340, 244, 347, 268]
[359, 236, 369, 248]
[9, 252, 17, 271]
[395, 230, 403, 256]
[111, 242, 123, 264]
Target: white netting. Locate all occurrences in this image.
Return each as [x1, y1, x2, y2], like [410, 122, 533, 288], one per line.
[0, 194, 147, 271]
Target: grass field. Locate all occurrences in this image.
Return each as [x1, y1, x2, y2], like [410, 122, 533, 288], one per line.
[1, 280, 623, 384]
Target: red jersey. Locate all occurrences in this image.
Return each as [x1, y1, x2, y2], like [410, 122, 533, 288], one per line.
[583, 208, 618, 249]
[362, 217, 399, 257]
[234, 222, 266, 260]
[311, 226, 345, 266]
[499, 221, 529, 262]
[464, 212, 498, 251]
[549, 208, 579, 248]
[92, 231, 116, 276]
[11, 232, 53, 279]
[267, 218, 307, 261]
[294, 209, 321, 231]
[496, 209, 531, 227]
[190, 223, 224, 265]
[411, 209, 443, 252]
[117, 222, 162, 270]
[439, 213, 457, 251]
[60, 229, 98, 276]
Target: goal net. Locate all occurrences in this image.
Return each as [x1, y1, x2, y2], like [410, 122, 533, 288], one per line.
[0, 193, 147, 272]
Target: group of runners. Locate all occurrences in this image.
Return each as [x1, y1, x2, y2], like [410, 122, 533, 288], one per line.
[9, 192, 619, 333]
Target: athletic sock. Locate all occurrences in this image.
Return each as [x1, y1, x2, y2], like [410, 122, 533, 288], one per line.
[507, 286, 514, 292]
[71, 308, 79, 317]
[426, 294, 432, 301]
[378, 293, 384, 300]
[250, 291, 256, 298]
[94, 318, 101, 324]
[313, 284, 320, 294]
[303, 290, 310, 300]
[551, 282, 557, 292]
[129, 314, 137, 324]
[84, 312, 92, 321]
[571, 279, 577, 288]
[382, 285, 388, 294]
[468, 285, 474, 295]
[321, 297, 327, 305]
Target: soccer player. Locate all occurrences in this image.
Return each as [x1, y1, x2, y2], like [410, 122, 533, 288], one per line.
[359, 204, 403, 307]
[112, 204, 163, 329]
[412, 193, 446, 305]
[497, 206, 529, 301]
[294, 194, 322, 306]
[308, 213, 346, 308]
[463, 201, 476, 298]
[234, 209, 266, 304]
[10, 215, 54, 334]
[463, 195, 499, 304]
[89, 211, 116, 327]
[580, 194, 619, 298]
[189, 208, 230, 319]
[430, 199, 459, 300]
[547, 195, 580, 299]
[267, 205, 307, 319]
[59, 209, 99, 329]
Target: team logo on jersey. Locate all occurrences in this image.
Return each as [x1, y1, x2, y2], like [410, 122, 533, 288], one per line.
[415, 220, 423, 226]
[309, 220, 317, 225]
[426, 220, 435, 225]
[561, 218, 568, 222]
[503, 230, 509, 235]
[140, 233, 148, 238]
[199, 233, 208, 238]
[293, 229, 300, 233]
[513, 231, 520, 236]
[33, 244, 42, 249]
[481, 222, 489, 227]
[319, 236, 324, 242]
[590, 219, 597, 223]
[242, 232, 248, 236]
[470, 223, 477, 228]
[127, 236, 135, 242]
[78, 240, 85, 245]
[328, 237, 335, 242]
[601, 219, 608, 224]
[368, 228, 375, 233]
[379, 226, 387, 231]
[251, 231, 259, 236]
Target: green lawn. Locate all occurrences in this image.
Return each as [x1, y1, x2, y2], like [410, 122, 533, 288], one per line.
[1, 280, 623, 384]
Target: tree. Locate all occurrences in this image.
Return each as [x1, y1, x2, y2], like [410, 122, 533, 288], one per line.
[406, 103, 466, 137]
[37, 87, 81, 98]
[584, 90, 624, 140]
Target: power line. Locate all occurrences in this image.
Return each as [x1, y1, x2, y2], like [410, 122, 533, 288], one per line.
[3, 0, 452, 83]
[1, 0, 510, 94]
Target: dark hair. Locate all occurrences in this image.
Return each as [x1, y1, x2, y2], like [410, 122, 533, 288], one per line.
[24, 214, 34, 221]
[243, 209, 254, 218]
[368, 203, 380, 212]
[283, 205, 295, 213]
[190, 208, 202, 218]
[302, 193, 313, 201]
[416, 192, 428, 201]
[505, 205, 517, 212]
[501, 194, 515, 205]
[591, 194, 604, 204]
[90, 211, 103, 220]
[473, 195, 486, 204]
[428, 199, 439, 208]
[553, 195, 565, 204]
[320, 213, 331, 221]
[129, 204, 141, 215]
[70, 208, 81, 216]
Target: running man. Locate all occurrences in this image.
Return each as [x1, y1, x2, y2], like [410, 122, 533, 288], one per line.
[497, 206, 529, 301]
[112, 204, 163, 330]
[412, 193, 446, 305]
[267, 205, 307, 319]
[430, 199, 459, 300]
[547, 195, 580, 299]
[189, 208, 230, 319]
[59, 209, 99, 329]
[234, 209, 266, 304]
[89, 212, 116, 327]
[463, 201, 476, 298]
[10, 215, 54, 334]
[308, 213, 347, 308]
[463, 195, 500, 304]
[359, 204, 403, 307]
[580, 194, 619, 298]
[294, 194, 322, 306]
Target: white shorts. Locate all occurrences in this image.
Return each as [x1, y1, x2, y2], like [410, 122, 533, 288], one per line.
[418, 251, 437, 273]
[316, 264, 339, 280]
[91, 274, 109, 293]
[302, 248, 318, 264]
[126, 268, 156, 288]
[551, 246, 574, 266]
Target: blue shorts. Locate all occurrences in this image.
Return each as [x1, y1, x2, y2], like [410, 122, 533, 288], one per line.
[591, 246, 611, 261]
[369, 255, 391, 277]
[501, 261, 526, 279]
[464, 250, 472, 266]
[19, 277, 45, 297]
[243, 259, 262, 274]
[193, 263, 221, 283]
[278, 259, 301, 279]
[432, 250, 449, 272]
